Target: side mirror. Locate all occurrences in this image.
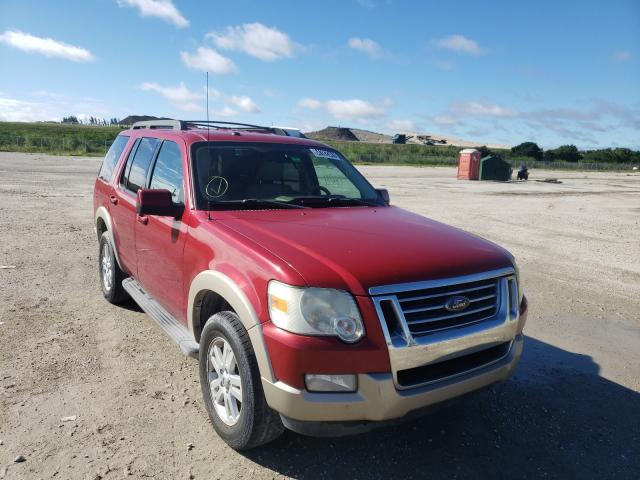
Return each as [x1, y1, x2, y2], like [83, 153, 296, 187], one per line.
[376, 188, 390, 205]
[136, 189, 184, 218]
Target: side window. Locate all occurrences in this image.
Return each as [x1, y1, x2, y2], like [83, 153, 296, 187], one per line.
[123, 137, 159, 194]
[149, 141, 184, 204]
[120, 138, 140, 188]
[312, 157, 360, 198]
[98, 135, 129, 181]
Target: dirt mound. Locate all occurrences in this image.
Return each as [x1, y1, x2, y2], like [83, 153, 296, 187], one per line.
[306, 126, 359, 142]
[350, 128, 392, 143]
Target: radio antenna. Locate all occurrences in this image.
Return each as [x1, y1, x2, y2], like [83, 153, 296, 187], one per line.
[206, 71, 210, 142]
[206, 72, 211, 221]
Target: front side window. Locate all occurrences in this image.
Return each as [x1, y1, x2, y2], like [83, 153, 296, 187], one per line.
[149, 141, 184, 204]
[98, 135, 129, 182]
[123, 137, 159, 194]
[191, 142, 384, 210]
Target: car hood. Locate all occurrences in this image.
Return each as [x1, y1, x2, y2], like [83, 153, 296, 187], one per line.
[216, 206, 513, 296]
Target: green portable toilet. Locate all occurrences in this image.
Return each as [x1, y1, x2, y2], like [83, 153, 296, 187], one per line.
[478, 155, 513, 181]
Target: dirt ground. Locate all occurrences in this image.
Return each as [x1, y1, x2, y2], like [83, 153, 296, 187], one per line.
[1, 152, 638, 479]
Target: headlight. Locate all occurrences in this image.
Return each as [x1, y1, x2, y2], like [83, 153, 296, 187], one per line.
[267, 281, 365, 343]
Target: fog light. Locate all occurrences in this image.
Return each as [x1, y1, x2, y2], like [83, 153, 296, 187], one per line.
[305, 374, 357, 392]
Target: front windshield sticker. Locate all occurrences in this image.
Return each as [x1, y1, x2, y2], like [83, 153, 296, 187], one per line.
[309, 148, 342, 161]
[205, 176, 229, 199]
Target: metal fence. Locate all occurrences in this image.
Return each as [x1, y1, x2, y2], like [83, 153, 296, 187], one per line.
[0, 135, 115, 155]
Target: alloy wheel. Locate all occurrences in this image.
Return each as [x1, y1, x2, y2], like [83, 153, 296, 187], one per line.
[207, 337, 243, 426]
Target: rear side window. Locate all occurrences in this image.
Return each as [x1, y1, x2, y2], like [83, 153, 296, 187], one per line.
[98, 135, 129, 181]
[149, 141, 184, 204]
[122, 137, 159, 194]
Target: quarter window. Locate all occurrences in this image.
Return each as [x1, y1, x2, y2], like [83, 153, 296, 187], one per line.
[98, 135, 129, 182]
[149, 141, 184, 203]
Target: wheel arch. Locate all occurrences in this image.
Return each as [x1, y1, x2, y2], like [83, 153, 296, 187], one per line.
[188, 270, 275, 383]
[94, 207, 123, 269]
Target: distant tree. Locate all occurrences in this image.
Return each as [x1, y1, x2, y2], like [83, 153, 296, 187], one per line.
[545, 144, 581, 162]
[512, 141, 543, 161]
[62, 115, 79, 124]
[474, 145, 494, 158]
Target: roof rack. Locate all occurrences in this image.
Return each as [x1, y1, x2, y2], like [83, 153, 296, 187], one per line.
[184, 120, 275, 132]
[130, 119, 277, 132]
[131, 120, 186, 130]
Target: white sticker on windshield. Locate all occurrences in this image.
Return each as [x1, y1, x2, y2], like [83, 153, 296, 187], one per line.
[310, 148, 342, 160]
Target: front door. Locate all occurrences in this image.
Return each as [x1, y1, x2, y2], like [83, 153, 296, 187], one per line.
[112, 137, 160, 275]
[135, 139, 188, 322]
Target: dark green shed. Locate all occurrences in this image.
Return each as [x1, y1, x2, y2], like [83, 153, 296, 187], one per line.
[478, 155, 513, 181]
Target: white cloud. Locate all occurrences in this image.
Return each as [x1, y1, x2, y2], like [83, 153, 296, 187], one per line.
[326, 99, 386, 120]
[116, 0, 189, 28]
[433, 114, 458, 126]
[140, 82, 260, 115]
[207, 23, 297, 61]
[435, 34, 485, 56]
[139, 82, 203, 112]
[296, 97, 387, 121]
[452, 101, 519, 117]
[0, 97, 49, 121]
[180, 47, 237, 74]
[0, 30, 94, 62]
[612, 51, 632, 63]
[229, 95, 261, 113]
[297, 98, 323, 110]
[215, 106, 238, 117]
[386, 119, 416, 131]
[348, 37, 381, 59]
[0, 95, 113, 122]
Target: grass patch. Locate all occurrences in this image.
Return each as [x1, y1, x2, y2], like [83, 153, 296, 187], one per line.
[0, 122, 636, 171]
[0, 122, 124, 156]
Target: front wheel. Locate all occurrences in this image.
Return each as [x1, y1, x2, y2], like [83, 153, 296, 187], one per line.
[199, 311, 284, 450]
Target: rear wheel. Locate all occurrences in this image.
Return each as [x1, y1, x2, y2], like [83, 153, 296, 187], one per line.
[199, 311, 284, 450]
[99, 232, 127, 304]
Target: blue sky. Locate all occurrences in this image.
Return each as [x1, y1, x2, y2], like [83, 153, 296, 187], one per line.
[1, 0, 639, 148]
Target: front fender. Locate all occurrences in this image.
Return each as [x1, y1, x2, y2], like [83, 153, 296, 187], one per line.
[188, 270, 275, 383]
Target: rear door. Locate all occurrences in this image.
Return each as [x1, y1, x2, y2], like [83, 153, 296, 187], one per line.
[94, 134, 130, 227]
[135, 139, 188, 321]
[111, 137, 160, 275]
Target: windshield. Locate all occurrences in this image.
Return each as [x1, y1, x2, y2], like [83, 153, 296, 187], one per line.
[191, 142, 385, 210]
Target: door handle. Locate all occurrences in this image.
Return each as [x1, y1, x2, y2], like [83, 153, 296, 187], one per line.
[109, 195, 118, 205]
[137, 215, 148, 225]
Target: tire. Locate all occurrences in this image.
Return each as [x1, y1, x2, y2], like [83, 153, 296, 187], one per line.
[199, 311, 284, 450]
[98, 232, 128, 304]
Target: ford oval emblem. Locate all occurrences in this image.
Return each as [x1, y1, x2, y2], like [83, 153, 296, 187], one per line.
[444, 295, 470, 312]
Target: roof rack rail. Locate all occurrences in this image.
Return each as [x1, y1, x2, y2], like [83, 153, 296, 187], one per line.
[183, 120, 275, 132]
[129, 119, 303, 137]
[131, 120, 185, 130]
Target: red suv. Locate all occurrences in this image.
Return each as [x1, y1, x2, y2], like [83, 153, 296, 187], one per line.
[93, 120, 528, 449]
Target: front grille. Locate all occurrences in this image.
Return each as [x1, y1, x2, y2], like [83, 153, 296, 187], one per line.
[395, 277, 499, 337]
[396, 342, 511, 387]
[370, 268, 519, 390]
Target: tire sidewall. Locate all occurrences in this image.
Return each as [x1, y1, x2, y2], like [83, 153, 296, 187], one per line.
[199, 313, 257, 448]
[99, 233, 116, 301]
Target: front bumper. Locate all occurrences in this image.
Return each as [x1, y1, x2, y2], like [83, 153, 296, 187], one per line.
[262, 333, 523, 428]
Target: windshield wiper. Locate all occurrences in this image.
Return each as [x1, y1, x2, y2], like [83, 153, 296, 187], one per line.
[288, 195, 381, 207]
[210, 198, 309, 210]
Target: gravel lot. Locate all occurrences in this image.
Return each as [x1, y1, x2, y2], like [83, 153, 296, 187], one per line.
[1, 152, 638, 479]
